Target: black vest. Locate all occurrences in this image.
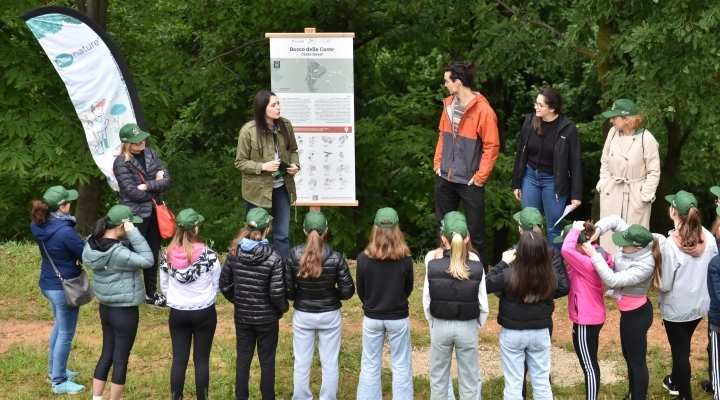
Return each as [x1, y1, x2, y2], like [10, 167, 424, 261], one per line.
[427, 254, 484, 320]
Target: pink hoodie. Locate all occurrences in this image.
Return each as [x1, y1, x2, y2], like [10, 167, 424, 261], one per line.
[562, 228, 613, 325]
[168, 243, 204, 270]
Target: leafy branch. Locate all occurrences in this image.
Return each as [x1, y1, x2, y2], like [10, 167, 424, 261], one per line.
[494, 0, 597, 59]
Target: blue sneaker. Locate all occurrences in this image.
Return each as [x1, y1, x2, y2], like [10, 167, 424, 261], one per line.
[52, 380, 85, 394]
[47, 369, 79, 382]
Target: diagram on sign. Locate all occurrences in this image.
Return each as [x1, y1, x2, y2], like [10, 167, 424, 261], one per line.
[305, 60, 328, 92]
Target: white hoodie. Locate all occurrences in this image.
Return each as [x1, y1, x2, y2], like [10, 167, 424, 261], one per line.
[159, 243, 221, 310]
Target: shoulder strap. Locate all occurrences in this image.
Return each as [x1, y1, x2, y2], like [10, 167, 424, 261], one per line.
[134, 167, 146, 182]
[41, 242, 64, 281]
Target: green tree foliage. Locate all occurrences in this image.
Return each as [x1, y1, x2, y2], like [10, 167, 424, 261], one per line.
[1, 0, 719, 259]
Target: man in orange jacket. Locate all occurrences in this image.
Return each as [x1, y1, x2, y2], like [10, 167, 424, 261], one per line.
[434, 61, 500, 269]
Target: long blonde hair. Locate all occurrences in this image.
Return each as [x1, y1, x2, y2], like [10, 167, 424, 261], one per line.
[445, 233, 470, 280]
[364, 225, 411, 260]
[167, 228, 202, 263]
[119, 142, 134, 162]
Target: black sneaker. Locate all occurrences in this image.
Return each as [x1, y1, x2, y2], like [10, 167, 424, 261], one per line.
[145, 293, 167, 308]
[701, 379, 714, 394]
[663, 375, 679, 396]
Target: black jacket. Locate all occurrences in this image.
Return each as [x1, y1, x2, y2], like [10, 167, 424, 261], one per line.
[284, 243, 355, 313]
[427, 251, 485, 320]
[220, 243, 288, 324]
[113, 146, 171, 218]
[511, 113, 583, 200]
[485, 259, 570, 330]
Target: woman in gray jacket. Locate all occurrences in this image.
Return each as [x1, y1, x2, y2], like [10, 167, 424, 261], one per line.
[82, 205, 154, 400]
[585, 215, 662, 400]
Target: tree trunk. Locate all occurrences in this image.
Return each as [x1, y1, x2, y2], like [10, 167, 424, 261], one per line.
[74, 0, 110, 234]
[591, 18, 617, 222]
[650, 119, 690, 232]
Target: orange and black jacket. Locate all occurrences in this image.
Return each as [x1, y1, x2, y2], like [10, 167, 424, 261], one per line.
[434, 93, 500, 185]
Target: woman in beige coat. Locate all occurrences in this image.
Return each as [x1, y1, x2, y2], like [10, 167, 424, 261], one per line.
[596, 99, 661, 254]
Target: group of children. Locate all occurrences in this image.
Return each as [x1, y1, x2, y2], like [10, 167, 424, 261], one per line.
[34, 185, 720, 400]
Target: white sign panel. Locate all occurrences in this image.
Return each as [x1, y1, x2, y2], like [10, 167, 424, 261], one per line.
[269, 36, 356, 204]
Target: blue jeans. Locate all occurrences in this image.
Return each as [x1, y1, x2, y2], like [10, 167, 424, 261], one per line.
[499, 327, 552, 400]
[245, 184, 291, 263]
[521, 165, 568, 248]
[357, 317, 413, 400]
[429, 319, 479, 400]
[41, 288, 80, 384]
[292, 309, 342, 400]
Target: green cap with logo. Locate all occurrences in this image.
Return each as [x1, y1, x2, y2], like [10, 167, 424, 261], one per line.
[710, 186, 720, 199]
[612, 224, 653, 247]
[374, 207, 399, 228]
[665, 190, 698, 214]
[119, 123, 150, 144]
[106, 205, 143, 225]
[175, 208, 204, 231]
[513, 207, 544, 231]
[42, 185, 78, 209]
[553, 224, 587, 244]
[246, 208, 272, 231]
[303, 211, 328, 233]
[601, 99, 638, 118]
[441, 211, 468, 239]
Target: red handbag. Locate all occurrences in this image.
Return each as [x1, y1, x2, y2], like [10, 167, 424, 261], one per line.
[134, 168, 176, 239]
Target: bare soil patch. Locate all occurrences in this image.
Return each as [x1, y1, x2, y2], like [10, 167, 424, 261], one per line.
[0, 319, 53, 353]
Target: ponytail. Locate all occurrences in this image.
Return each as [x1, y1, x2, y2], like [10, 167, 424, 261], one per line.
[298, 229, 324, 278]
[677, 207, 704, 248]
[446, 233, 470, 280]
[89, 216, 116, 242]
[583, 221, 597, 243]
[650, 237, 663, 289]
[228, 227, 269, 256]
[531, 225, 545, 239]
[31, 200, 50, 225]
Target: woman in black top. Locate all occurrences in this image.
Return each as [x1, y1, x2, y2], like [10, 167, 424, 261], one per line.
[284, 211, 355, 400]
[511, 88, 583, 248]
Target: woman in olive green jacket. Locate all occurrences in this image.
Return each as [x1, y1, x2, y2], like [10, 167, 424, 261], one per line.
[235, 90, 300, 263]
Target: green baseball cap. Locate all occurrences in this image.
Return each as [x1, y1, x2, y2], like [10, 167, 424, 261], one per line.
[553, 224, 587, 244]
[665, 190, 698, 214]
[374, 207, 399, 228]
[175, 208, 204, 231]
[42, 185, 78, 209]
[246, 208, 272, 231]
[441, 211, 468, 239]
[601, 99, 638, 118]
[106, 205, 143, 225]
[513, 207, 544, 231]
[710, 186, 720, 198]
[119, 123, 150, 144]
[303, 211, 328, 232]
[612, 224, 653, 247]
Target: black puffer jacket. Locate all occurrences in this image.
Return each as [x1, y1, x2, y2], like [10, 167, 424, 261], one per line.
[220, 242, 288, 324]
[113, 146, 171, 218]
[284, 243, 355, 313]
[485, 259, 570, 330]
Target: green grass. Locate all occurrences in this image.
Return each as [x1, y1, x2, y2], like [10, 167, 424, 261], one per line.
[0, 241, 714, 399]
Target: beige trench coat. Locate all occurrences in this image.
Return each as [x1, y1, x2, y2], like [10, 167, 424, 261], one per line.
[596, 127, 661, 254]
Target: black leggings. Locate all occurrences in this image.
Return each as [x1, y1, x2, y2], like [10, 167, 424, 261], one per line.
[620, 300, 653, 400]
[135, 208, 160, 296]
[573, 323, 603, 400]
[664, 317, 702, 400]
[93, 304, 139, 385]
[169, 305, 217, 400]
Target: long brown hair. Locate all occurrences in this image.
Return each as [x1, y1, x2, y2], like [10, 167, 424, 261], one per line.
[519, 225, 545, 239]
[711, 215, 720, 241]
[675, 206, 704, 248]
[507, 231, 557, 303]
[650, 237, 663, 289]
[228, 227, 269, 256]
[364, 225, 411, 260]
[532, 87, 562, 136]
[298, 230, 326, 278]
[167, 228, 203, 263]
[31, 200, 50, 225]
[253, 90, 290, 157]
